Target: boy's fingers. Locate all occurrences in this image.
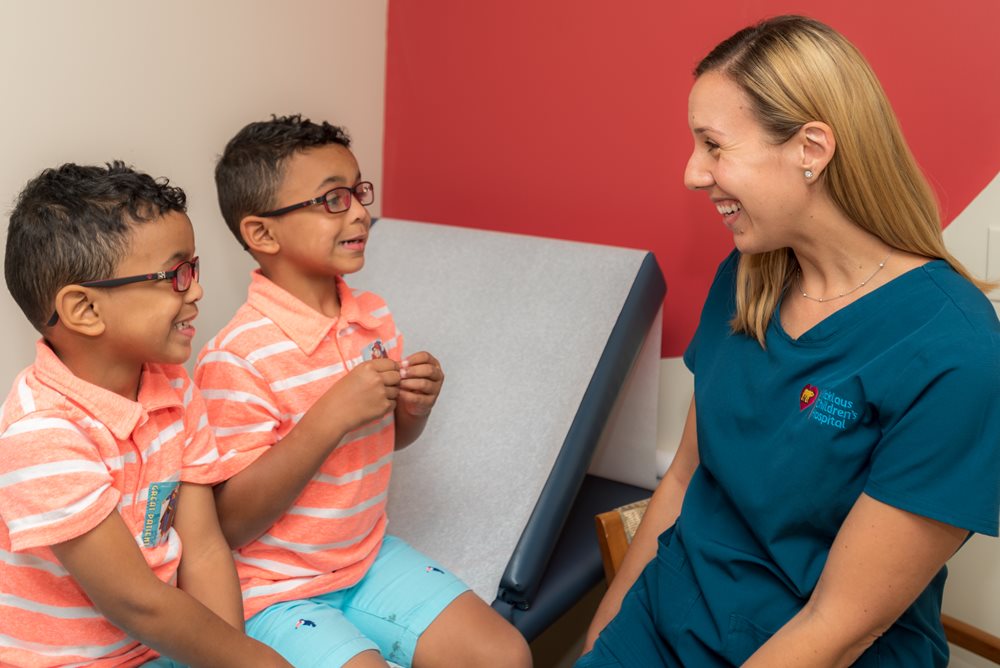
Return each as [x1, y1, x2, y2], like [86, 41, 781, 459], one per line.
[402, 351, 440, 368]
[400, 362, 443, 381]
[367, 358, 400, 371]
[399, 378, 437, 394]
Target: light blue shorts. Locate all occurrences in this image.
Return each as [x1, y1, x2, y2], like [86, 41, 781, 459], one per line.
[246, 535, 469, 668]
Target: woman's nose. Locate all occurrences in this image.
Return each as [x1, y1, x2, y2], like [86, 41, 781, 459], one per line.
[683, 151, 714, 191]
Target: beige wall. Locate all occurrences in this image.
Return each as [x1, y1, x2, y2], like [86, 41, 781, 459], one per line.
[0, 0, 388, 383]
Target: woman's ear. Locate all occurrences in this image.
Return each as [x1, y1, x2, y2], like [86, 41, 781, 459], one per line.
[240, 215, 280, 256]
[53, 285, 105, 336]
[798, 121, 836, 180]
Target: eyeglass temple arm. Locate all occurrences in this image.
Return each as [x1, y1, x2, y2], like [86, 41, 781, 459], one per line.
[45, 274, 160, 327]
[81, 273, 169, 288]
[258, 198, 322, 218]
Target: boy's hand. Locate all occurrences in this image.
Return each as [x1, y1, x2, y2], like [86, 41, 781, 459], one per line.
[317, 358, 400, 433]
[398, 351, 444, 417]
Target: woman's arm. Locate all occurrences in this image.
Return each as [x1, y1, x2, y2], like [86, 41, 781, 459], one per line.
[743, 493, 967, 667]
[583, 396, 701, 651]
[173, 482, 245, 630]
[51, 510, 292, 668]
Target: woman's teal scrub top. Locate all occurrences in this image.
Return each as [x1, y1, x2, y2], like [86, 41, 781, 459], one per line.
[582, 251, 1000, 667]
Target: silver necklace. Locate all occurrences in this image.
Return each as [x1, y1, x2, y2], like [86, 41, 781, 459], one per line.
[797, 251, 892, 303]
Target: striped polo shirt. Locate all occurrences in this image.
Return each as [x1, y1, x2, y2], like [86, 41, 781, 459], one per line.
[194, 271, 401, 618]
[0, 341, 230, 667]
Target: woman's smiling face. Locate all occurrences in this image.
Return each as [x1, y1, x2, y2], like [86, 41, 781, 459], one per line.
[683, 70, 808, 254]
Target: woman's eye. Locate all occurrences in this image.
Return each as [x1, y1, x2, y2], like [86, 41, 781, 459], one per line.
[705, 140, 720, 153]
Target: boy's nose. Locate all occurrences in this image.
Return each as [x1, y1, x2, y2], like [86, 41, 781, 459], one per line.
[186, 277, 204, 303]
[349, 197, 371, 227]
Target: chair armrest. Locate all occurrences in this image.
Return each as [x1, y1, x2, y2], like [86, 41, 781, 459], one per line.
[942, 613, 1000, 664]
[595, 498, 650, 584]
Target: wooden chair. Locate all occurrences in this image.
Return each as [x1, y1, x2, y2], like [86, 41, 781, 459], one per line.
[595, 499, 1000, 664]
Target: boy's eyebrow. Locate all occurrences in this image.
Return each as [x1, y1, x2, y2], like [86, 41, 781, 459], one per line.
[159, 250, 192, 268]
[316, 172, 364, 191]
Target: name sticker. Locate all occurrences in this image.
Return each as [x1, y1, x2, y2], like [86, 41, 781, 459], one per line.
[141, 481, 180, 547]
[363, 339, 387, 361]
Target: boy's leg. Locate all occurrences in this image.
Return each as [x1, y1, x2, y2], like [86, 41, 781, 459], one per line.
[246, 597, 388, 668]
[412, 591, 532, 668]
[332, 535, 531, 668]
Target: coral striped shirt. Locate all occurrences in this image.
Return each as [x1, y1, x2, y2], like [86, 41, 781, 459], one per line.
[194, 271, 400, 618]
[0, 341, 231, 667]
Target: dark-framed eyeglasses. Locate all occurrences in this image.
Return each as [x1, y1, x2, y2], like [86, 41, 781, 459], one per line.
[46, 257, 199, 327]
[258, 181, 375, 218]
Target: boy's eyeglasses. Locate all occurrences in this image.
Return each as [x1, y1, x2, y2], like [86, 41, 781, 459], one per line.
[258, 181, 375, 218]
[45, 257, 199, 327]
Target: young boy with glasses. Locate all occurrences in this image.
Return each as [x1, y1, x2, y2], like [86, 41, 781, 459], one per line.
[194, 115, 531, 668]
[0, 162, 291, 668]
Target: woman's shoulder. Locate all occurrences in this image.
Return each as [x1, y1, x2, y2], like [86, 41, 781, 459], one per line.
[883, 262, 1000, 388]
[913, 260, 999, 337]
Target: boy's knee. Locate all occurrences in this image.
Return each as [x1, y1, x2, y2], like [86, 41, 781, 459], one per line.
[415, 591, 533, 668]
[472, 623, 532, 668]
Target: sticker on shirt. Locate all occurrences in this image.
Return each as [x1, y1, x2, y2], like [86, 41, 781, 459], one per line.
[799, 384, 860, 431]
[363, 339, 387, 361]
[142, 481, 180, 547]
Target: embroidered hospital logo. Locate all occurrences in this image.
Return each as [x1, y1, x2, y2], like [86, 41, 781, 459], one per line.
[799, 385, 818, 410]
[800, 385, 861, 431]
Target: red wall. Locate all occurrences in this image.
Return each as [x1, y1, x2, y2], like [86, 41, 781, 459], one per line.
[383, 2, 1000, 357]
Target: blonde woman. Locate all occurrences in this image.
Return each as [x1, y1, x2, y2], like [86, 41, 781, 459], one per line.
[580, 15, 999, 668]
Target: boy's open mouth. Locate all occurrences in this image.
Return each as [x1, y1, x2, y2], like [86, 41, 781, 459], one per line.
[339, 236, 366, 249]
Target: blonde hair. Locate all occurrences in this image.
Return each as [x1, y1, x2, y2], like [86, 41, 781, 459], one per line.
[695, 16, 990, 346]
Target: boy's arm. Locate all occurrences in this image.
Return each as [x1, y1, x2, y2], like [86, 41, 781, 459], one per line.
[213, 358, 400, 548]
[173, 482, 244, 630]
[50, 510, 291, 668]
[394, 351, 444, 450]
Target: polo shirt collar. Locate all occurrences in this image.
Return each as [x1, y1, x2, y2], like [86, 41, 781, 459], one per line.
[247, 270, 382, 355]
[32, 340, 181, 441]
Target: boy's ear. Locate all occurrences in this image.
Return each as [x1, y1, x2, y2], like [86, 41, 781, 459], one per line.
[240, 215, 280, 256]
[797, 121, 836, 178]
[53, 285, 106, 337]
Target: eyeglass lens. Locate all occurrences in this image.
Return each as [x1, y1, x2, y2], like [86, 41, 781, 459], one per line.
[324, 182, 375, 214]
[174, 258, 199, 292]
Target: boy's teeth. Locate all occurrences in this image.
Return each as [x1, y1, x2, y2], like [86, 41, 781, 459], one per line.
[716, 201, 742, 215]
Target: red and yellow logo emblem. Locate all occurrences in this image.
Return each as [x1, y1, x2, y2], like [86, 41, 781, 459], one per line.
[799, 384, 818, 411]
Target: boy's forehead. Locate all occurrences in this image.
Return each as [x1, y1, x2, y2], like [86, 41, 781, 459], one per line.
[121, 210, 195, 266]
[280, 144, 361, 193]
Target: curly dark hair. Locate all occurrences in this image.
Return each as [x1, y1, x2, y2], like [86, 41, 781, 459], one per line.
[5, 161, 187, 331]
[215, 114, 352, 249]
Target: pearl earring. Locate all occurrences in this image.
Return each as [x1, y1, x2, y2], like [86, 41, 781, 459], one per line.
[804, 170, 814, 179]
